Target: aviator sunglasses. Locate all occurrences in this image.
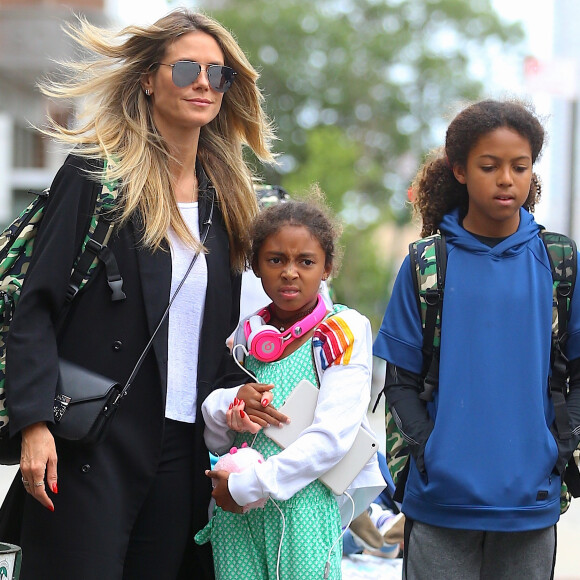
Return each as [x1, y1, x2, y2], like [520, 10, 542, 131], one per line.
[157, 60, 237, 93]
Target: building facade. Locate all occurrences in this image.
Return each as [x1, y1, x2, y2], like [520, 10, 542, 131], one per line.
[0, 0, 108, 225]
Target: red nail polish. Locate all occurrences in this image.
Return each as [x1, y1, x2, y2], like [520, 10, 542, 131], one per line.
[52, 483, 58, 494]
[261, 398, 269, 407]
[229, 403, 233, 410]
[240, 410, 245, 419]
[48, 505, 55, 512]
[234, 398, 239, 405]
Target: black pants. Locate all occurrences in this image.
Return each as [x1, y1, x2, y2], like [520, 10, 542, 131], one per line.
[17, 419, 209, 580]
[123, 418, 196, 578]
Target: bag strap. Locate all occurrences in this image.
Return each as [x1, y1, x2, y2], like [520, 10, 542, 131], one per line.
[409, 234, 447, 402]
[540, 231, 576, 441]
[564, 458, 580, 498]
[66, 160, 124, 303]
[115, 190, 215, 403]
[66, 216, 125, 303]
[372, 234, 446, 413]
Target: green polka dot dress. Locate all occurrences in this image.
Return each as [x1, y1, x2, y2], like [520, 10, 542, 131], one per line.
[195, 338, 342, 579]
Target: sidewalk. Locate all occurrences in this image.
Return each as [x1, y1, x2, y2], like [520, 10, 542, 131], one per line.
[556, 498, 580, 580]
[342, 553, 402, 579]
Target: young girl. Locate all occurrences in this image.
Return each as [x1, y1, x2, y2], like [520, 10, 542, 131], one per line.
[373, 99, 580, 579]
[195, 193, 385, 579]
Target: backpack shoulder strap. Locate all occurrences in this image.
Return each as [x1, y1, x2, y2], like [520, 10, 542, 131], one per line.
[540, 231, 576, 338]
[409, 234, 447, 401]
[66, 159, 125, 303]
[540, 230, 576, 440]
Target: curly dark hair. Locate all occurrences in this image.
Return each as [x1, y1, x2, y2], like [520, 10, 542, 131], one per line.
[250, 186, 342, 274]
[412, 99, 545, 236]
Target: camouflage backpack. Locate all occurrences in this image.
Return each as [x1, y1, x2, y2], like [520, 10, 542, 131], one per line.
[0, 160, 124, 464]
[385, 232, 580, 513]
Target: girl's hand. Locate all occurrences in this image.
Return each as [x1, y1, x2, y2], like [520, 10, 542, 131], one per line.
[227, 399, 262, 434]
[20, 422, 58, 512]
[237, 383, 290, 428]
[206, 469, 243, 513]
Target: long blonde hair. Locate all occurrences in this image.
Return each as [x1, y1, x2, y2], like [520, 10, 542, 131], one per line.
[39, 9, 277, 271]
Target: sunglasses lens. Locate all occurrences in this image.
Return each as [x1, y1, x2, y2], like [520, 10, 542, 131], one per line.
[172, 61, 201, 87]
[207, 66, 236, 93]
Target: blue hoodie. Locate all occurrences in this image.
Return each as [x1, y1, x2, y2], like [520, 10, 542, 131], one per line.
[374, 208, 580, 531]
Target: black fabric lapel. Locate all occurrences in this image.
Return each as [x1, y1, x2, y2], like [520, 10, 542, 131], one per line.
[132, 219, 172, 386]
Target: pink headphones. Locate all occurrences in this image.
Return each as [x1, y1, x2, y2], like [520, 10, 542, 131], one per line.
[244, 295, 327, 362]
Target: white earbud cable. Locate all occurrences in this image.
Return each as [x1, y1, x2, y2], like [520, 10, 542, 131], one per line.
[231, 343, 260, 448]
[324, 491, 355, 579]
[266, 497, 286, 580]
[232, 343, 259, 383]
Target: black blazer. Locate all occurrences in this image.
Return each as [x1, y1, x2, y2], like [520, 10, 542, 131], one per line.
[5, 154, 246, 577]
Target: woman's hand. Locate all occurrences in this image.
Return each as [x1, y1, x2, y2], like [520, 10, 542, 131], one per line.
[20, 422, 58, 511]
[206, 469, 243, 513]
[236, 383, 290, 428]
[226, 399, 262, 434]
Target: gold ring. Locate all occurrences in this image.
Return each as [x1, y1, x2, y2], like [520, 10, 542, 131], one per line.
[34, 481, 44, 487]
[21, 478, 30, 487]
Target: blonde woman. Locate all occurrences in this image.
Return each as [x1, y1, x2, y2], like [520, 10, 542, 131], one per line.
[2, 9, 275, 579]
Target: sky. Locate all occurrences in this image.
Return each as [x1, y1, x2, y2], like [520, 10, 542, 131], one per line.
[106, 0, 553, 52]
[106, 0, 171, 25]
[105, 0, 554, 95]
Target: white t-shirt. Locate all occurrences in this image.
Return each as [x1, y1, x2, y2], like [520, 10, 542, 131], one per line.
[165, 202, 207, 423]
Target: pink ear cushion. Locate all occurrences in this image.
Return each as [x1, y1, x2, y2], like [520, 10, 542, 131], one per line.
[247, 325, 284, 362]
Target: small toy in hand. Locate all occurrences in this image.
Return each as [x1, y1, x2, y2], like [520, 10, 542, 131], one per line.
[213, 443, 267, 512]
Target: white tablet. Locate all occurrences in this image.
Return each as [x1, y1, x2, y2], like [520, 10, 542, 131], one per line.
[263, 379, 378, 496]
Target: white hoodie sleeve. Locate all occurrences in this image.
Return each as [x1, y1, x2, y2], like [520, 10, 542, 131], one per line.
[201, 386, 241, 455]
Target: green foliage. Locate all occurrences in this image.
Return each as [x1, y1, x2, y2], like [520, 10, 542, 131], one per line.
[282, 125, 360, 210]
[207, 0, 524, 322]
[334, 221, 398, 330]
